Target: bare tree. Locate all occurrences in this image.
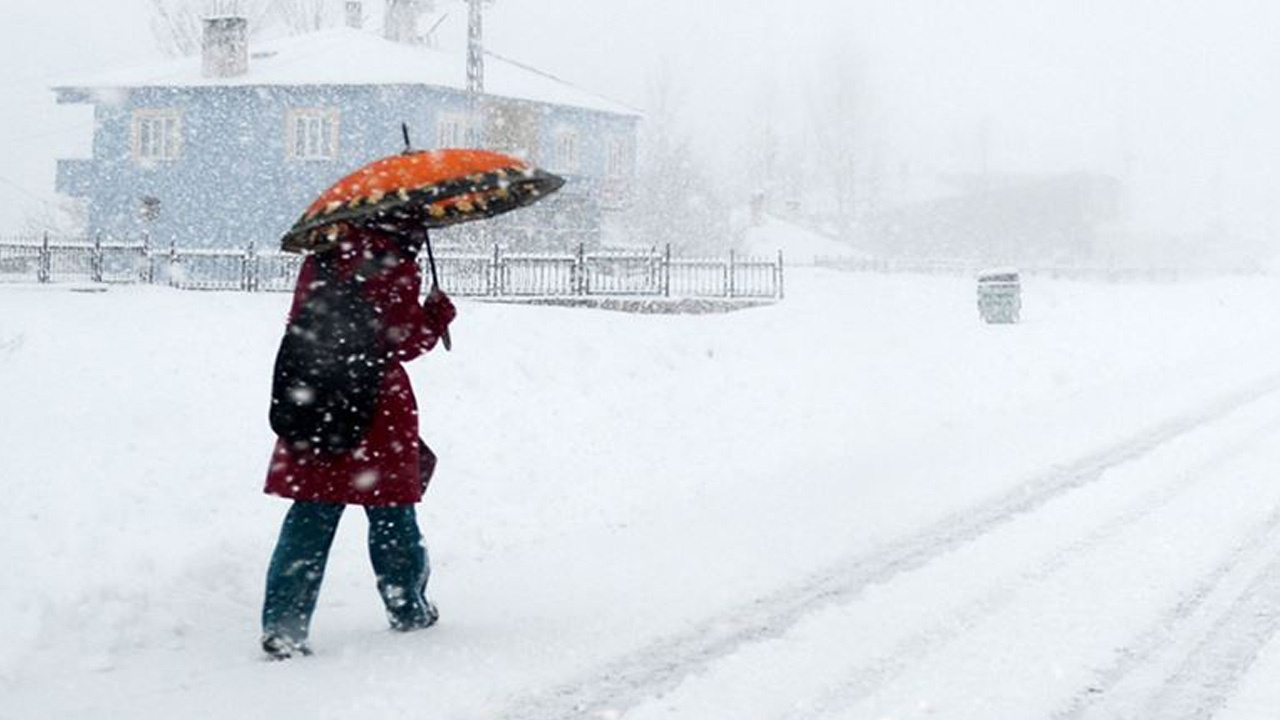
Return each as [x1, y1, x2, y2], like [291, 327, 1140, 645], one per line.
[150, 0, 204, 57]
[805, 46, 874, 238]
[149, 0, 272, 56]
[626, 64, 730, 253]
[23, 197, 88, 237]
[744, 74, 807, 223]
[272, 0, 337, 34]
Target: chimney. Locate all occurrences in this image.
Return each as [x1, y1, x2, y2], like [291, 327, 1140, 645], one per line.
[345, 1, 364, 29]
[202, 15, 248, 78]
[384, 0, 434, 43]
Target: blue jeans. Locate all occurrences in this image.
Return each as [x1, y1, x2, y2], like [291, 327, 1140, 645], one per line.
[262, 501, 435, 644]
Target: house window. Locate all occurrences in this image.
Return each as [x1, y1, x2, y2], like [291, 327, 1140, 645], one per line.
[132, 109, 182, 162]
[554, 129, 580, 174]
[437, 112, 468, 147]
[606, 136, 628, 178]
[287, 109, 339, 160]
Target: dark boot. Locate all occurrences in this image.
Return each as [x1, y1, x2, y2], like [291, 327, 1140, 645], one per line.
[261, 502, 345, 656]
[389, 597, 439, 632]
[366, 505, 437, 632]
[262, 633, 314, 660]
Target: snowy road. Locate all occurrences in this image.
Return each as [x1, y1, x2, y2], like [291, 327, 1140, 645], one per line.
[4, 270, 1280, 719]
[497, 375, 1280, 720]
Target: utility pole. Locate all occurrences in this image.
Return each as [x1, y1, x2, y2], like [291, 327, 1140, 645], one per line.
[467, 0, 485, 96]
[466, 0, 485, 145]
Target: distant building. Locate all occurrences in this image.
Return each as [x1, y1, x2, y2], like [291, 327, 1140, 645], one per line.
[54, 2, 639, 250]
[867, 173, 1123, 264]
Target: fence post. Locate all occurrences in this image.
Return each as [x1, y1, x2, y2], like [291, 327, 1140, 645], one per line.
[39, 232, 50, 283]
[168, 241, 179, 288]
[777, 249, 785, 300]
[663, 243, 672, 298]
[92, 232, 104, 283]
[490, 243, 501, 297]
[576, 242, 587, 296]
[727, 249, 736, 298]
[143, 231, 155, 284]
[243, 241, 256, 292]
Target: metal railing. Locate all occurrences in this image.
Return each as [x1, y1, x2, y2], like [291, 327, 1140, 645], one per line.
[0, 234, 151, 284]
[0, 235, 785, 300]
[813, 255, 1264, 282]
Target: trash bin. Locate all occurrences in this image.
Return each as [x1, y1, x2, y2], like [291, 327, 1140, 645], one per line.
[977, 268, 1020, 323]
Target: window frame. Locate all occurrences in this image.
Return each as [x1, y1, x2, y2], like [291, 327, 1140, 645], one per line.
[286, 108, 341, 161]
[131, 109, 183, 163]
[436, 111, 469, 148]
[553, 127, 580, 174]
[605, 135, 629, 178]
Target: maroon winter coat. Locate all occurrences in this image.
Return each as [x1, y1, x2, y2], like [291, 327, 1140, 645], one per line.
[264, 229, 448, 506]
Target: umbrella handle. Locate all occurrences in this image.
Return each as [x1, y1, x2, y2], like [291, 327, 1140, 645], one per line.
[423, 229, 452, 352]
[424, 231, 440, 288]
[432, 279, 453, 352]
[440, 320, 453, 352]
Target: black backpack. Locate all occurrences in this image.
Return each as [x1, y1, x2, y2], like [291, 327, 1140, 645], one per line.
[269, 254, 387, 453]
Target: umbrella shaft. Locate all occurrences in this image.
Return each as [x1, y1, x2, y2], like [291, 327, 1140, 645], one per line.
[421, 228, 450, 351]
[421, 228, 440, 289]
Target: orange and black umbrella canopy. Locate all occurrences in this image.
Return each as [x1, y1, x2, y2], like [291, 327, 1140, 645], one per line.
[281, 147, 565, 253]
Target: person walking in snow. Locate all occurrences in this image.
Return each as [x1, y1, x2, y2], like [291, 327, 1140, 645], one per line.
[259, 225, 455, 660]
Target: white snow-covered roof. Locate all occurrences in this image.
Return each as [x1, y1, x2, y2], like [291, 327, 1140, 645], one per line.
[742, 214, 868, 265]
[55, 27, 638, 117]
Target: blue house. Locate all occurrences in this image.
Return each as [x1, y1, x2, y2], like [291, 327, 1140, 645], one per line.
[54, 9, 640, 251]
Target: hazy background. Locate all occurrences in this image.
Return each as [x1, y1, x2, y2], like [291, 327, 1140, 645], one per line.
[3, 0, 1278, 265]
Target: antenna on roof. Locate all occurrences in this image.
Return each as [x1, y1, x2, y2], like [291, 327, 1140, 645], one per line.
[467, 0, 495, 145]
[402, 122, 413, 153]
[423, 12, 448, 45]
[467, 0, 485, 96]
[205, 0, 243, 17]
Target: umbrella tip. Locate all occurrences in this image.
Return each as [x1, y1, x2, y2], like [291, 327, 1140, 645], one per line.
[402, 123, 412, 154]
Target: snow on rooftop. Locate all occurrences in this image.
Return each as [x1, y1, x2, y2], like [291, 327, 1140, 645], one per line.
[55, 27, 638, 117]
[742, 214, 867, 264]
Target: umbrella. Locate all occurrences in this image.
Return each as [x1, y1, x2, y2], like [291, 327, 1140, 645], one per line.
[280, 128, 565, 350]
[280, 145, 564, 254]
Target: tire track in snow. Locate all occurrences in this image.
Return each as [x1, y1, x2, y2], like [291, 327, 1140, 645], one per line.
[1140, 555, 1280, 719]
[491, 373, 1280, 720]
[780, 411, 1280, 720]
[1051, 500, 1280, 720]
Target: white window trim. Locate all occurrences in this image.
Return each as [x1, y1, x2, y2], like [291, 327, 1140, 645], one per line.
[436, 111, 469, 148]
[553, 128, 580, 174]
[605, 135, 628, 178]
[131, 109, 182, 163]
[286, 108, 340, 161]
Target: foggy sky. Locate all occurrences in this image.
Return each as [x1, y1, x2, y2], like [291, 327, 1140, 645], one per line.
[3, 0, 1278, 249]
[487, 0, 1280, 244]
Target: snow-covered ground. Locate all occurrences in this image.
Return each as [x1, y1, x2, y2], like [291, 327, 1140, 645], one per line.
[4, 267, 1280, 719]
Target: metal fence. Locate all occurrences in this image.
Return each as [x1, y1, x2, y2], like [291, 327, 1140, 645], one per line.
[0, 235, 151, 284]
[583, 249, 665, 296]
[813, 255, 1264, 283]
[0, 238, 42, 279]
[0, 235, 784, 300]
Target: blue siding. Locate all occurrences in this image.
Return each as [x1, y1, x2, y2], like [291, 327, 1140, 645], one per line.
[56, 83, 639, 250]
[55, 159, 93, 196]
